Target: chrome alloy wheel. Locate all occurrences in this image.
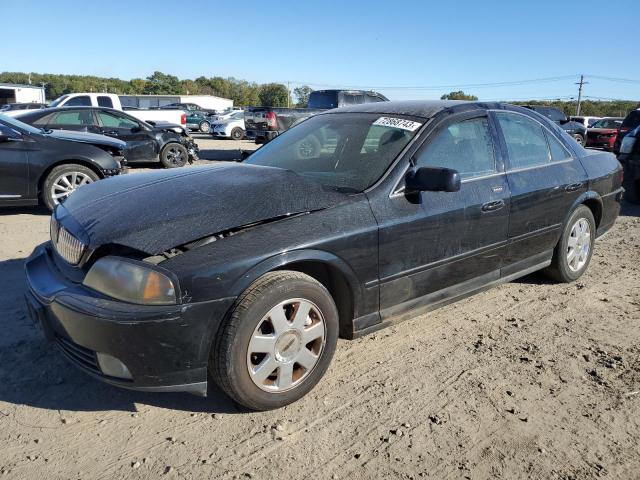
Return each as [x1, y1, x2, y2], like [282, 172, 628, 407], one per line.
[567, 218, 591, 272]
[51, 171, 93, 205]
[247, 298, 326, 392]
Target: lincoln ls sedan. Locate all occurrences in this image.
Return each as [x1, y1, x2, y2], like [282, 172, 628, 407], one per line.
[25, 101, 623, 410]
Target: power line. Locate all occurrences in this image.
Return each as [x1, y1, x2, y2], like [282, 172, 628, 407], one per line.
[284, 75, 579, 91]
[585, 75, 640, 85]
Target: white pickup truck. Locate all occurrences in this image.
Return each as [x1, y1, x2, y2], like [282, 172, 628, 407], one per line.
[45, 93, 187, 128]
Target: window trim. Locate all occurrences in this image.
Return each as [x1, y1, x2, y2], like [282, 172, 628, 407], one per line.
[490, 109, 574, 173]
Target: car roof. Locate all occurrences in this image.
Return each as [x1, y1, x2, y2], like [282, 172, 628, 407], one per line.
[321, 100, 504, 119]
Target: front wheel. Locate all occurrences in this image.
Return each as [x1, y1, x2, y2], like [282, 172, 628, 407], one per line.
[199, 121, 211, 133]
[230, 127, 244, 140]
[544, 205, 595, 282]
[42, 164, 99, 211]
[211, 271, 339, 410]
[160, 143, 188, 168]
[573, 134, 585, 146]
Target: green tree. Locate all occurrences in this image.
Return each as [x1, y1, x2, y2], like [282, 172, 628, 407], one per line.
[440, 90, 478, 100]
[143, 71, 181, 95]
[293, 85, 313, 107]
[259, 83, 290, 107]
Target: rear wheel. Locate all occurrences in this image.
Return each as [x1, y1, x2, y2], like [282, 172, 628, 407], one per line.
[230, 127, 244, 140]
[544, 205, 595, 282]
[42, 164, 99, 211]
[160, 143, 188, 168]
[573, 133, 585, 146]
[199, 121, 211, 133]
[211, 271, 339, 410]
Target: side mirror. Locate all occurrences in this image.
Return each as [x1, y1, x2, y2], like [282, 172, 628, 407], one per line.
[405, 166, 461, 193]
[0, 125, 21, 142]
[239, 150, 252, 161]
[131, 126, 142, 133]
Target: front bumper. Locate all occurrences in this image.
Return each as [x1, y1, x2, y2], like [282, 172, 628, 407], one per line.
[24, 244, 235, 396]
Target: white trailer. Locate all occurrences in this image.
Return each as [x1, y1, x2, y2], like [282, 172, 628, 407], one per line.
[0, 83, 46, 106]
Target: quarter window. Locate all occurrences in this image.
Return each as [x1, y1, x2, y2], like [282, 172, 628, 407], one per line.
[495, 112, 551, 169]
[414, 117, 496, 179]
[545, 130, 571, 161]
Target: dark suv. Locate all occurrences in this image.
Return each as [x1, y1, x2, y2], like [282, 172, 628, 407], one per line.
[614, 109, 640, 154]
[523, 106, 587, 146]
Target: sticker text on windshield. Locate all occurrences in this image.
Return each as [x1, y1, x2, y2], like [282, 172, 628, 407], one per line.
[373, 117, 422, 132]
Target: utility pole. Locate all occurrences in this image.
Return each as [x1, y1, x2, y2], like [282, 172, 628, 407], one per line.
[575, 75, 588, 116]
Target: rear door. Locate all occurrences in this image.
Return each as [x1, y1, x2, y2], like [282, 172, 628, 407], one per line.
[95, 110, 157, 162]
[373, 111, 510, 316]
[492, 110, 588, 275]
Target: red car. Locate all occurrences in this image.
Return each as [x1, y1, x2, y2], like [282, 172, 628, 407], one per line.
[586, 117, 624, 151]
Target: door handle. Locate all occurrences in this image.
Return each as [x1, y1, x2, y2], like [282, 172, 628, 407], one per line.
[481, 200, 505, 212]
[565, 182, 583, 192]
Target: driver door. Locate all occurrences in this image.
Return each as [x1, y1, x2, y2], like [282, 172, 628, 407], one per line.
[371, 111, 511, 318]
[95, 111, 157, 162]
[0, 126, 30, 202]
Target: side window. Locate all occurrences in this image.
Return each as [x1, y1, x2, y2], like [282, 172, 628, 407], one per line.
[51, 111, 94, 126]
[415, 117, 496, 179]
[366, 94, 384, 103]
[97, 96, 114, 108]
[97, 112, 138, 129]
[545, 130, 571, 161]
[31, 113, 57, 127]
[64, 96, 92, 107]
[495, 113, 551, 169]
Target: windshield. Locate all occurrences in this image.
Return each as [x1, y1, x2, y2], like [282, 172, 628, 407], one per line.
[49, 95, 70, 107]
[0, 114, 45, 135]
[244, 113, 421, 192]
[591, 119, 622, 129]
[308, 91, 339, 109]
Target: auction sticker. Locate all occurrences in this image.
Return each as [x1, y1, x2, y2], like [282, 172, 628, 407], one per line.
[373, 117, 422, 132]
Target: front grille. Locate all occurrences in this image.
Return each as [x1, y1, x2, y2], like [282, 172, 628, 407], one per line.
[55, 335, 101, 376]
[50, 217, 86, 265]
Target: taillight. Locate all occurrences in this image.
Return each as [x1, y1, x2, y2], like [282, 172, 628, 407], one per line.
[265, 111, 277, 129]
[181, 113, 186, 125]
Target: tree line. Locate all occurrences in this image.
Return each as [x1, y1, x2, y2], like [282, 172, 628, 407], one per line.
[1, 73, 637, 115]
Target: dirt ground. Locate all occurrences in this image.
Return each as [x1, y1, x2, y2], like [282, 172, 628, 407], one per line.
[0, 138, 639, 479]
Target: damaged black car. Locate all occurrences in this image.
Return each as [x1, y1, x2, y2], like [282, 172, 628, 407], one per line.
[25, 101, 623, 410]
[16, 106, 199, 168]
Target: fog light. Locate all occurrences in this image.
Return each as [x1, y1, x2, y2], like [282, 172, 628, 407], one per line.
[96, 352, 132, 380]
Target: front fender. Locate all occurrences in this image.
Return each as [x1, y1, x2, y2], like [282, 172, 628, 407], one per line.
[230, 248, 364, 318]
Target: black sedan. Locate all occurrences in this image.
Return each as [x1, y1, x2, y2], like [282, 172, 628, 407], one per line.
[0, 114, 125, 210]
[16, 107, 199, 168]
[24, 101, 623, 410]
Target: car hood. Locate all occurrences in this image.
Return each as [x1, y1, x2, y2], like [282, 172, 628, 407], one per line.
[56, 163, 346, 255]
[47, 129, 126, 149]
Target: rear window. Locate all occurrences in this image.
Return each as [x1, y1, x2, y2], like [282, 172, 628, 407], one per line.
[308, 91, 339, 109]
[622, 111, 640, 129]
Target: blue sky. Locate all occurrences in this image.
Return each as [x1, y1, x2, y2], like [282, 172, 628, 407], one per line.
[4, 0, 639, 101]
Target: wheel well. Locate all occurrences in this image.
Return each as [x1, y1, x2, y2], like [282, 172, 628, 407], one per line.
[38, 160, 103, 196]
[276, 261, 354, 339]
[582, 198, 602, 227]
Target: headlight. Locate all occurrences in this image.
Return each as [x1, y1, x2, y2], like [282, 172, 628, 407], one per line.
[620, 135, 636, 154]
[83, 257, 178, 305]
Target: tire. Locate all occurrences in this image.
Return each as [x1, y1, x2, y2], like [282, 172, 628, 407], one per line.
[230, 127, 244, 140]
[160, 143, 188, 168]
[199, 121, 211, 133]
[544, 205, 596, 282]
[42, 164, 99, 211]
[573, 134, 585, 146]
[211, 271, 339, 411]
